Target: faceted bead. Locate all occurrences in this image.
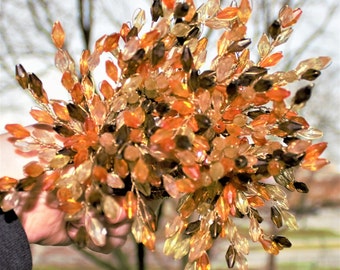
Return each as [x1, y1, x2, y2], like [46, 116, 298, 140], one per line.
[103, 33, 120, 52]
[177, 194, 197, 218]
[268, 20, 281, 39]
[181, 46, 193, 72]
[301, 69, 321, 81]
[175, 134, 192, 150]
[123, 107, 145, 128]
[49, 155, 71, 169]
[105, 60, 119, 82]
[199, 70, 216, 89]
[249, 217, 262, 242]
[51, 21, 65, 49]
[107, 173, 125, 189]
[151, 42, 165, 66]
[227, 38, 251, 53]
[124, 145, 140, 161]
[302, 158, 329, 171]
[52, 102, 70, 122]
[85, 212, 107, 247]
[272, 235, 292, 248]
[209, 162, 224, 181]
[271, 206, 283, 228]
[151, 0, 163, 21]
[5, 124, 30, 139]
[185, 220, 201, 235]
[281, 210, 298, 230]
[165, 215, 184, 238]
[66, 103, 87, 122]
[259, 235, 279, 255]
[215, 196, 230, 222]
[139, 201, 157, 232]
[132, 217, 144, 243]
[142, 226, 156, 251]
[296, 127, 323, 140]
[259, 52, 283, 67]
[267, 160, 284, 176]
[216, 7, 238, 19]
[61, 71, 76, 91]
[122, 37, 140, 61]
[279, 6, 302, 28]
[80, 50, 90, 75]
[70, 83, 84, 104]
[1, 192, 20, 212]
[55, 49, 75, 73]
[15, 64, 29, 89]
[257, 33, 271, 58]
[188, 231, 212, 262]
[114, 158, 129, 179]
[172, 100, 194, 115]
[176, 178, 197, 193]
[0, 177, 18, 191]
[304, 142, 327, 160]
[23, 161, 44, 178]
[273, 27, 293, 47]
[209, 219, 222, 239]
[174, 3, 190, 18]
[123, 191, 137, 219]
[59, 199, 83, 215]
[102, 195, 121, 220]
[235, 191, 249, 215]
[295, 57, 331, 75]
[132, 158, 149, 183]
[196, 252, 210, 270]
[292, 84, 313, 105]
[253, 79, 273, 92]
[163, 174, 180, 198]
[225, 245, 237, 268]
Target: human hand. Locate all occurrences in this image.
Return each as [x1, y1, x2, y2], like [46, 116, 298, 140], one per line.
[1, 128, 131, 253]
[15, 188, 131, 253]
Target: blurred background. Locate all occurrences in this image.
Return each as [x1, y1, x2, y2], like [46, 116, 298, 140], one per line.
[0, 0, 339, 269]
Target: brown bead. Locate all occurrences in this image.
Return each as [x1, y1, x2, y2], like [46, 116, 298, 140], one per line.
[151, 0, 163, 21]
[301, 69, 321, 81]
[181, 46, 193, 72]
[271, 206, 283, 228]
[268, 20, 281, 39]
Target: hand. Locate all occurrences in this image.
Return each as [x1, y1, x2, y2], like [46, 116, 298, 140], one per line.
[15, 188, 131, 253]
[1, 128, 131, 253]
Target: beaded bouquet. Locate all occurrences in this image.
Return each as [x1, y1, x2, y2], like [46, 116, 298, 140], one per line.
[0, 0, 330, 269]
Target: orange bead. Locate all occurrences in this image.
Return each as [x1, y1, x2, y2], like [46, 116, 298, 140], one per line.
[23, 161, 44, 177]
[216, 7, 238, 19]
[51, 21, 65, 49]
[259, 52, 283, 67]
[30, 109, 54, 125]
[103, 33, 120, 52]
[123, 191, 137, 219]
[182, 164, 201, 181]
[114, 158, 129, 178]
[59, 199, 83, 215]
[106, 60, 119, 82]
[0, 176, 18, 191]
[5, 124, 30, 139]
[213, 120, 225, 134]
[266, 87, 290, 102]
[42, 171, 60, 191]
[222, 108, 242, 121]
[172, 100, 194, 116]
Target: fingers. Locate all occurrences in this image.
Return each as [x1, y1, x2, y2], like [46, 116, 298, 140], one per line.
[66, 196, 132, 253]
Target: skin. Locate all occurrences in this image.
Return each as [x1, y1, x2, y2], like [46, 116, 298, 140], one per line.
[0, 125, 132, 253]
